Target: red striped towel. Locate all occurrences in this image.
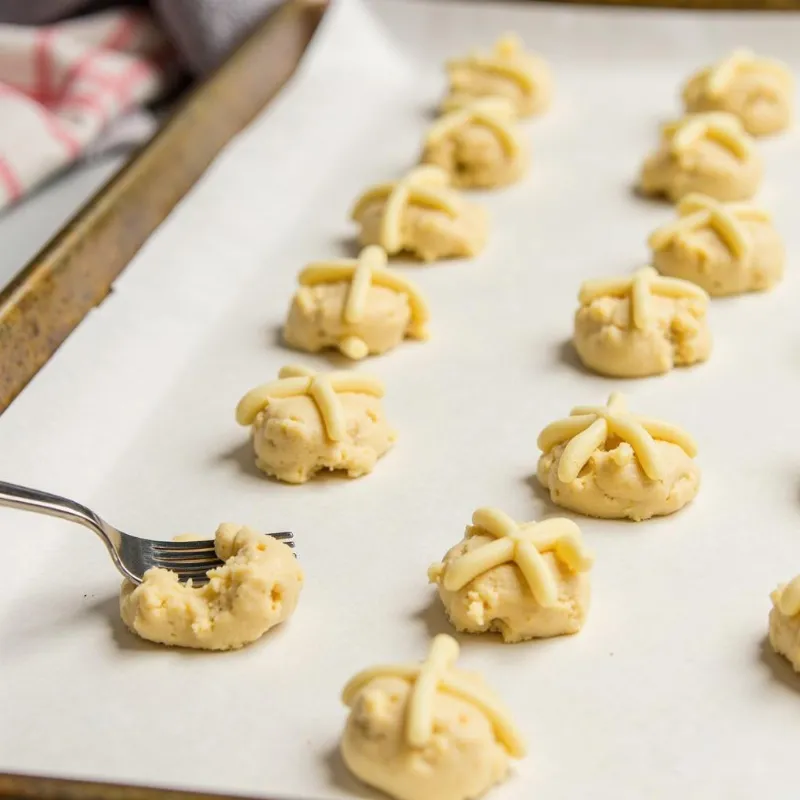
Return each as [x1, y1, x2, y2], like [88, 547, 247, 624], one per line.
[0, 9, 173, 210]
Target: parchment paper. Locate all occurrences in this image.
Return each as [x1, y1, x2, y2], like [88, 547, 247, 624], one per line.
[2, 1, 800, 798]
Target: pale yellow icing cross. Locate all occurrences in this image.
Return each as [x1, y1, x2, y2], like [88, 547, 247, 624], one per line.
[426, 97, 519, 157]
[341, 634, 526, 757]
[537, 392, 698, 483]
[235, 365, 384, 442]
[441, 507, 593, 607]
[707, 48, 791, 97]
[579, 266, 708, 330]
[665, 112, 752, 160]
[649, 193, 770, 260]
[351, 166, 459, 256]
[773, 576, 800, 616]
[447, 34, 536, 94]
[298, 245, 430, 359]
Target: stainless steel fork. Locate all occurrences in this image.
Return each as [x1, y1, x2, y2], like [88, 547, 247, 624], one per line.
[0, 481, 294, 585]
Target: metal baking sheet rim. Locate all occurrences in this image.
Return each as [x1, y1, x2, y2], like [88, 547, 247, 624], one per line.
[0, 772, 329, 800]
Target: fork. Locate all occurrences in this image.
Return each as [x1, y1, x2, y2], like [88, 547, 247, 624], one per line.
[0, 481, 294, 585]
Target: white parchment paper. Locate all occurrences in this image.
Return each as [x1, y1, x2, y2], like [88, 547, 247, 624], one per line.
[3, 1, 800, 797]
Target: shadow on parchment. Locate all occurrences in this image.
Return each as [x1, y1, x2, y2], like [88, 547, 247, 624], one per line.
[324, 745, 382, 800]
[759, 635, 800, 694]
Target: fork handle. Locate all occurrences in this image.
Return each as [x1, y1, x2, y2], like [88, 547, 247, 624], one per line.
[0, 480, 116, 545]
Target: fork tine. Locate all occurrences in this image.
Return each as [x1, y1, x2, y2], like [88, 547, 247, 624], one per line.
[168, 556, 220, 566]
[149, 532, 294, 552]
[174, 565, 222, 581]
[152, 552, 221, 564]
[139, 531, 296, 583]
[153, 542, 296, 560]
[151, 561, 221, 575]
[150, 542, 216, 553]
[173, 564, 221, 577]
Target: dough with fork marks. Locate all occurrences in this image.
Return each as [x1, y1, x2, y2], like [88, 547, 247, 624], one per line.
[120, 524, 302, 651]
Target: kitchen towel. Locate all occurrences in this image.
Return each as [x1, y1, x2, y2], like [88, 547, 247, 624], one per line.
[0, 0, 286, 211]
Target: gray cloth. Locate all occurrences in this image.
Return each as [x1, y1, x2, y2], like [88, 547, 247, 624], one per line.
[0, 0, 285, 74]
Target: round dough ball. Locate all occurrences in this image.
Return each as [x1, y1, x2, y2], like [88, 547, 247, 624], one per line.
[120, 524, 302, 650]
[251, 393, 395, 484]
[355, 197, 488, 263]
[639, 137, 762, 203]
[537, 440, 700, 522]
[429, 533, 590, 642]
[445, 47, 553, 119]
[422, 123, 528, 189]
[284, 283, 412, 359]
[683, 64, 793, 137]
[653, 218, 784, 296]
[341, 676, 510, 800]
[574, 293, 711, 378]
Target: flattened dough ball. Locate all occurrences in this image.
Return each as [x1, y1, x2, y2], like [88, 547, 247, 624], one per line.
[683, 49, 793, 137]
[428, 507, 593, 642]
[536, 392, 700, 521]
[422, 98, 528, 189]
[574, 266, 711, 378]
[351, 166, 487, 263]
[770, 576, 800, 671]
[340, 635, 526, 800]
[650, 193, 784, 296]
[639, 112, 762, 202]
[236, 365, 395, 484]
[444, 34, 552, 118]
[283, 246, 430, 360]
[120, 524, 302, 650]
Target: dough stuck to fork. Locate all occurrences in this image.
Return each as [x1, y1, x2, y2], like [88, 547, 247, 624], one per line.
[120, 524, 302, 651]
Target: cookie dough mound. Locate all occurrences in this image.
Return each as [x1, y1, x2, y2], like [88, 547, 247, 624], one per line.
[120, 524, 302, 651]
[639, 112, 762, 202]
[284, 246, 430, 360]
[428, 507, 592, 642]
[770, 577, 800, 671]
[236, 365, 395, 484]
[422, 98, 528, 189]
[444, 34, 552, 118]
[574, 266, 711, 378]
[536, 392, 700, 521]
[351, 166, 487, 263]
[683, 49, 793, 137]
[341, 635, 525, 800]
[650, 193, 784, 296]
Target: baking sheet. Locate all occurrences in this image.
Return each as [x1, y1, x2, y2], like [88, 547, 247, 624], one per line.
[2, 0, 800, 797]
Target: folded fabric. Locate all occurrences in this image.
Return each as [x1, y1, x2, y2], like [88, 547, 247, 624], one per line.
[0, 0, 287, 74]
[0, 8, 172, 210]
[0, 0, 288, 212]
